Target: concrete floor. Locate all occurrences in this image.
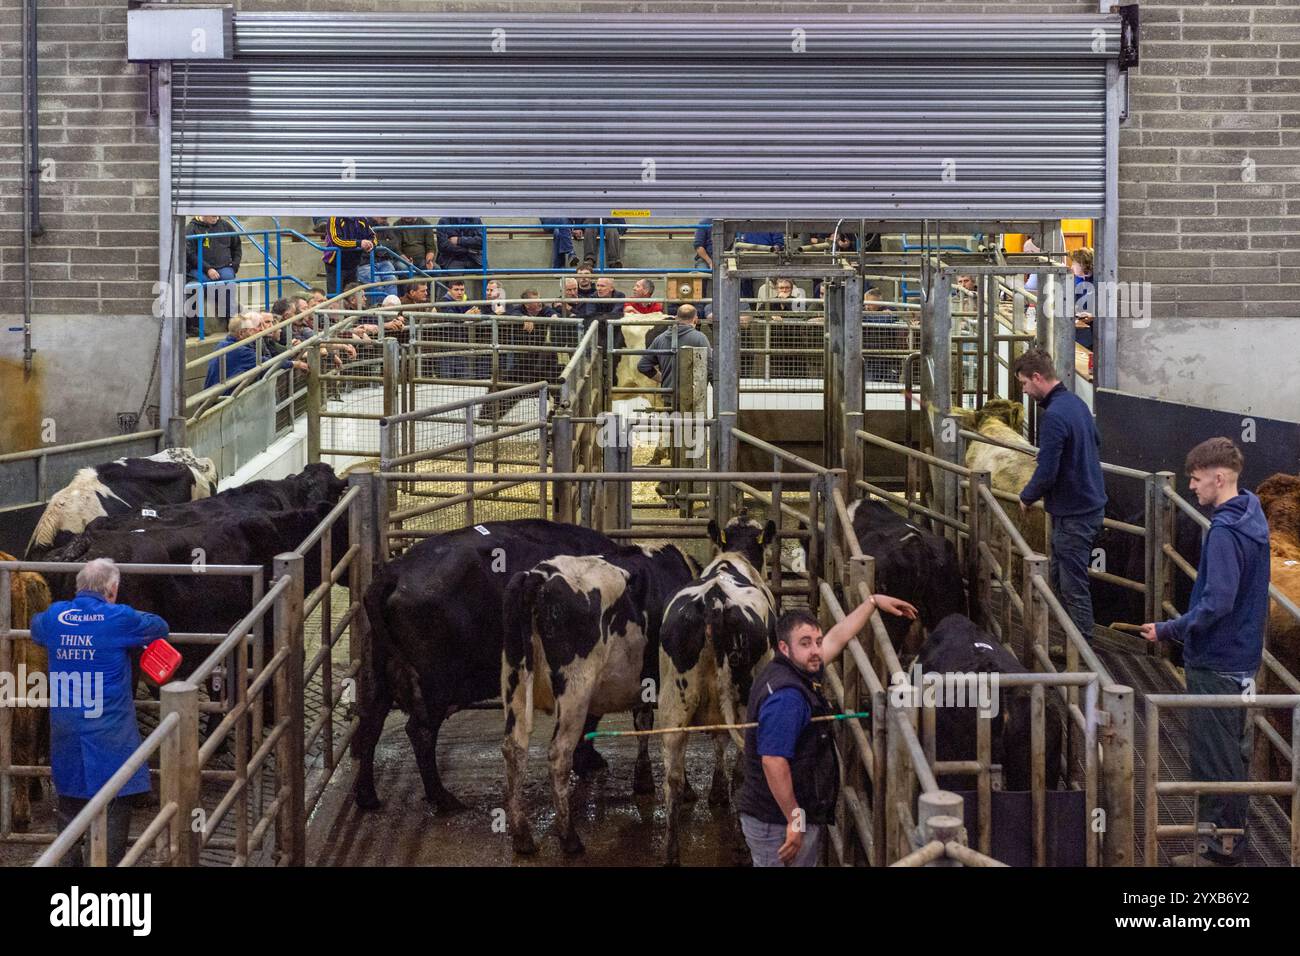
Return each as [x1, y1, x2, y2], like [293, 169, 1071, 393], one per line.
[308, 708, 747, 867]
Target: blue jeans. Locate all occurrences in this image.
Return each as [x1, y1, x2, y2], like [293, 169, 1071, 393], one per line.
[1049, 508, 1104, 641]
[193, 266, 237, 320]
[1185, 667, 1253, 860]
[541, 219, 575, 268]
[356, 259, 399, 302]
[739, 814, 823, 867]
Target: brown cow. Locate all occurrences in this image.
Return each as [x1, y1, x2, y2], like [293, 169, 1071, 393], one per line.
[2, 552, 51, 831]
[954, 399, 1047, 553]
[1252, 475, 1300, 783]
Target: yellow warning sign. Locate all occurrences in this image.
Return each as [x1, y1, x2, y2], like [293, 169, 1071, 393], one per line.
[611, 209, 652, 218]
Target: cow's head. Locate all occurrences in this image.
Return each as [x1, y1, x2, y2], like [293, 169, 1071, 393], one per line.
[1258, 473, 1300, 545]
[297, 463, 347, 505]
[708, 511, 777, 571]
[952, 399, 1025, 435]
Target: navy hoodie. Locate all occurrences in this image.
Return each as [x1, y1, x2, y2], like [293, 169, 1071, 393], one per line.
[1019, 382, 1107, 517]
[1156, 490, 1271, 673]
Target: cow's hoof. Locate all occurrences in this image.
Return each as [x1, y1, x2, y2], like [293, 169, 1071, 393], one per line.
[682, 780, 699, 803]
[632, 762, 655, 796]
[512, 831, 539, 856]
[431, 793, 470, 815]
[354, 790, 382, 812]
[572, 746, 609, 776]
[560, 833, 586, 858]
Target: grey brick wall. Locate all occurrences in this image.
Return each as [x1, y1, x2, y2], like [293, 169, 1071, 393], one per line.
[1, 0, 1297, 421]
[0, 0, 159, 317]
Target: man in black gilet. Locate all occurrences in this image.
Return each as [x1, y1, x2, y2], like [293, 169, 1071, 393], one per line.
[737, 597, 916, 866]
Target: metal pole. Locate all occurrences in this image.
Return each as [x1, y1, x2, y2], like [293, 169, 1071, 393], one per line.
[273, 552, 306, 866]
[347, 472, 375, 744]
[1101, 684, 1135, 866]
[160, 680, 201, 866]
[843, 274, 864, 489]
[306, 346, 322, 463]
[1096, 59, 1121, 391]
[0, 569, 11, 839]
[157, 62, 186, 421]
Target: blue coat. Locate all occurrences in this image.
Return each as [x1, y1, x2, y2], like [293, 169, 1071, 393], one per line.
[1156, 491, 1271, 673]
[437, 218, 485, 269]
[1019, 382, 1107, 517]
[30, 592, 169, 798]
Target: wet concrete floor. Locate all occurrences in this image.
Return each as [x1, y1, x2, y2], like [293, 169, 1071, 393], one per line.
[309, 708, 748, 867]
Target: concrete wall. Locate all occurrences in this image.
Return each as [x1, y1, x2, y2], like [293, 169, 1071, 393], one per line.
[0, 312, 160, 452]
[2, 0, 1297, 450]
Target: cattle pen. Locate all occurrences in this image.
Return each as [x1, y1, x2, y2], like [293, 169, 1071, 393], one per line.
[2, 228, 1298, 870]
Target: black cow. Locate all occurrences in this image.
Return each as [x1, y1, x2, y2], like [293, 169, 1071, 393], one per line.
[845, 498, 967, 654]
[658, 512, 778, 866]
[500, 543, 697, 856]
[915, 613, 1066, 792]
[27, 447, 218, 559]
[356, 519, 632, 813]
[43, 501, 348, 684]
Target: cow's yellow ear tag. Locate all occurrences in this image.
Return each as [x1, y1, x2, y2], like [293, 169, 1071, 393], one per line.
[719, 532, 727, 547]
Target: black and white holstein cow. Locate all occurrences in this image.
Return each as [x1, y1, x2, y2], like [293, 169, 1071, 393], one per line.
[26, 447, 218, 558]
[845, 498, 968, 655]
[500, 543, 697, 856]
[357, 520, 653, 814]
[658, 512, 778, 866]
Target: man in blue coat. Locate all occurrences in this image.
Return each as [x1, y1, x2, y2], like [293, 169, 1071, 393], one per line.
[1013, 347, 1107, 641]
[30, 557, 170, 866]
[1140, 437, 1270, 867]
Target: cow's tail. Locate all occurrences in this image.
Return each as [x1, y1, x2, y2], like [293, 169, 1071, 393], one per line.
[704, 590, 747, 752]
[502, 569, 546, 745]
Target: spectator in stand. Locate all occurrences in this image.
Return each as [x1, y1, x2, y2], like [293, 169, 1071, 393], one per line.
[624, 277, 662, 316]
[582, 218, 627, 269]
[759, 277, 809, 316]
[401, 281, 430, 307]
[1070, 247, 1096, 351]
[573, 265, 599, 318]
[185, 215, 243, 324]
[550, 276, 583, 353]
[586, 277, 627, 350]
[203, 313, 304, 397]
[435, 278, 477, 379]
[734, 230, 784, 302]
[478, 278, 509, 379]
[356, 216, 401, 303]
[351, 294, 407, 338]
[693, 221, 713, 272]
[504, 288, 556, 384]
[760, 278, 814, 378]
[541, 218, 580, 269]
[388, 216, 437, 277]
[323, 217, 375, 296]
[436, 217, 485, 300]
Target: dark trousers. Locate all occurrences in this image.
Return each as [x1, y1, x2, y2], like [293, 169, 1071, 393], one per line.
[56, 794, 132, 867]
[1049, 509, 1104, 641]
[1186, 666, 1252, 859]
[583, 220, 624, 267]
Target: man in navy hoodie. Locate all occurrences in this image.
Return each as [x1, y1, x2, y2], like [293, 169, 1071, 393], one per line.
[1140, 437, 1270, 867]
[1014, 347, 1107, 641]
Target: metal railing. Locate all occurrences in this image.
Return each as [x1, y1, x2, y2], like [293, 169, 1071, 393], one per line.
[0, 430, 164, 515]
[827, 426, 1130, 866]
[4, 472, 373, 866]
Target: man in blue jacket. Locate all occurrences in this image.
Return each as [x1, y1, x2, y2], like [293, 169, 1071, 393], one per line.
[1014, 347, 1107, 641]
[30, 558, 170, 866]
[1140, 437, 1270, 867]
[436, 217, 485, 302]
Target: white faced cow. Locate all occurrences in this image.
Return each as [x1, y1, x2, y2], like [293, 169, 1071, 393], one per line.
[501, 544, 696, 856]
[27, 448, 218, 558]
[658, 512, 778, 866]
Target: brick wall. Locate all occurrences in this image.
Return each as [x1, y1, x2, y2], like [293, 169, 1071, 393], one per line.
[0, 0, 159, 317]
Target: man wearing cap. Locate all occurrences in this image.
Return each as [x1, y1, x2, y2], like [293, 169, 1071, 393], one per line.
[30, 558, 170, 866]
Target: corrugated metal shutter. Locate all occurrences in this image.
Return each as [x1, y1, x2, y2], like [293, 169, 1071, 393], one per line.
[171, 13, 1119, 218]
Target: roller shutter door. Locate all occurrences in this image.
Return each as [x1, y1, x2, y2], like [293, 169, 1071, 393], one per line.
[170, 13, 1120, 219]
